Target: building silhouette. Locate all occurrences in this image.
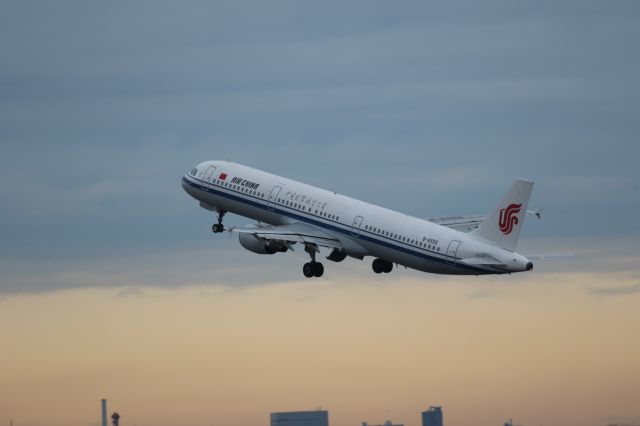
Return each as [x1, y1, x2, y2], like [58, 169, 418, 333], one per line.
[271, 410, 329, 426]
[422, 407, 443, 426]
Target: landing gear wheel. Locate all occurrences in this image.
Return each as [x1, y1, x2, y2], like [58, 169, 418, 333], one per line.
[372, 258, 392, 274]
[312, 262, 324, 277]
[303, 262, 315, 278]
[303, 262, 324, 278]
[211, 210, 227, 234]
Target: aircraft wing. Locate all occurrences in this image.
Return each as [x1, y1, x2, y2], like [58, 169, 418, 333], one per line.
[428, 209, 543, 232]
[231, 222, 344, 250]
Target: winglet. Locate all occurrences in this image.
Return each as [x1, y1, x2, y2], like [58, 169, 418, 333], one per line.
[470, 179, 534, 251]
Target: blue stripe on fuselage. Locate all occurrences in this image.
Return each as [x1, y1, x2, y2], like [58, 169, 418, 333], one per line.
[182, 175, 487, 274]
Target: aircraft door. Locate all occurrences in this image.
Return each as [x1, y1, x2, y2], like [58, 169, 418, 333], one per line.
[445, 240, 462, 265]
[267, 186, 282, 211]
[203, 166, 217, 183]
[351, 215, 364, 237]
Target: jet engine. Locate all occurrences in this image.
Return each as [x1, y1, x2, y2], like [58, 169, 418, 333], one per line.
[238, 233, 288, 254]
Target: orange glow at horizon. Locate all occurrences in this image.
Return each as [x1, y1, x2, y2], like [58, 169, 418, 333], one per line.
[1, 271, 639, 426]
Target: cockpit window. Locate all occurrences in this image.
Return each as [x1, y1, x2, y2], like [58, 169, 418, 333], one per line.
[190, 168, 198, 176]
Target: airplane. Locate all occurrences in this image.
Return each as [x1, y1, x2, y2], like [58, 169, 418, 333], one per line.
[182, 161, 538, 278]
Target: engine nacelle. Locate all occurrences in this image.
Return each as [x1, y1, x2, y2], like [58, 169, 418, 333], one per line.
[326, 248, 347, 262]
[238, 233, 287, 254]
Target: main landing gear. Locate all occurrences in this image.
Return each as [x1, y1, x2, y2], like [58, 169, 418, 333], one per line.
[211, 210, 227, 233]
[303, 244, 324, 278]
[372, 258, 393, 274]
[303, 262, 324, 278]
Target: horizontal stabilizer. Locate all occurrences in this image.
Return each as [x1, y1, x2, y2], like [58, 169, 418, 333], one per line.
[429, 208, 542, 232]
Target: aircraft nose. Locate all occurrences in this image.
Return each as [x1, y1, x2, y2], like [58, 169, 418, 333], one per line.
[526, 262, 533, 271]
[181, 175, 194, 195]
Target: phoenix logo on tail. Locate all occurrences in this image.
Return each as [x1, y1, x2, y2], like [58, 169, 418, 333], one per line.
[498, 203, 522, 234]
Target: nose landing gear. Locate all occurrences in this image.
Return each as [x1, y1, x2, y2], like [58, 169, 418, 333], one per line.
[211, 210, 227, 233]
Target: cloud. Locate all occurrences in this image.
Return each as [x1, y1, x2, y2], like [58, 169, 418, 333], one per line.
[468, 290, 496, 300]
[0, 0, 639, 294]
[116, 287, 147, 298]
[588, 283, 640, 297]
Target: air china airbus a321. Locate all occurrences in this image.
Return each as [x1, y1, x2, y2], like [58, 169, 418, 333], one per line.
[182, 161, 539, 278]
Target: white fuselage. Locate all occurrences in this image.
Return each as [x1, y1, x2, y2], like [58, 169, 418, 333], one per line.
[182, 161, 532, 275]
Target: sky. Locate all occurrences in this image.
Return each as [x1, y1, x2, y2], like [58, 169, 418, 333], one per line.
[1, 1, 639, 426]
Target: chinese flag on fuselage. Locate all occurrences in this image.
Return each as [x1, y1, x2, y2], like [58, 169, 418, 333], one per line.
[219, 173, 228, 181]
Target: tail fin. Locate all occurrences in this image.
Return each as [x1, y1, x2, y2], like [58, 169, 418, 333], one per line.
[471, 179, 534, 251]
